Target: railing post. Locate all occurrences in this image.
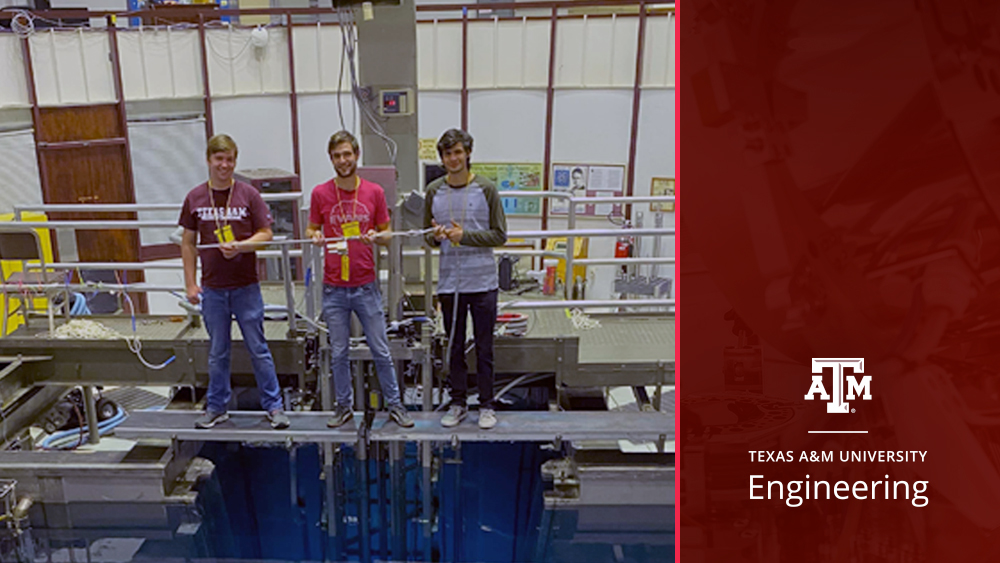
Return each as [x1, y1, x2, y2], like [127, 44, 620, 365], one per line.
[565, 195, 576, 299]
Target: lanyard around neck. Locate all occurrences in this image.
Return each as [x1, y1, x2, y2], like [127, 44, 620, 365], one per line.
[335, 177, 361, 222]
[448, 184, 469, 232]
[208, 181, 235, 231]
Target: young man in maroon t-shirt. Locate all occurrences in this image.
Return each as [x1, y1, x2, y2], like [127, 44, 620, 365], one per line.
[306, 130, 413, 428]
[179, 134, 289, 430]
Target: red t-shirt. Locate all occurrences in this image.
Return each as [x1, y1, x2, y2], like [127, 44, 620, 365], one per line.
[179, 180, 273, 289]
[309, 177, 390, 287]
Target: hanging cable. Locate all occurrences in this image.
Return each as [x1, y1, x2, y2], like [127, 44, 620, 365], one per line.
[337, 18, 348, 131]
[7, 9, 34, 37]
[336, 6, 398, 166]
[2, 8, 96, 36]
[49, 319, 176, 371]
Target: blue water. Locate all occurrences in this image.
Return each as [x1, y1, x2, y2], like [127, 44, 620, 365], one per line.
[19, 442, 673, 562]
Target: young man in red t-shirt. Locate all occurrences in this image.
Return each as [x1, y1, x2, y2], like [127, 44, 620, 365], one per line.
[179, 134, 289, 430]
[306, 131, 413, 428]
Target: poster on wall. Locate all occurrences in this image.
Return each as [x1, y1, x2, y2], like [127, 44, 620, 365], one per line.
[470, 163, 543, 216]
[418, 138, 439, 162]
[551, 163, 625, 217]
[650, 177, 674, 212]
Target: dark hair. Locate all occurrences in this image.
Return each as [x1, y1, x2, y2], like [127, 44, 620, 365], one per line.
[436, 128, 474, 163]
[328, 130, 359, 155]
[571, 167, 584, 176]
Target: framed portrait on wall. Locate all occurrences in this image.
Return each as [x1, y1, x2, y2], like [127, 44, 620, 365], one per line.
[650, 177, 674, 212]
[550, 163, 625, 216]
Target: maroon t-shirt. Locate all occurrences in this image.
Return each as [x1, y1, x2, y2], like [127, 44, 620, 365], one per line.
[179, 180, 273, 289]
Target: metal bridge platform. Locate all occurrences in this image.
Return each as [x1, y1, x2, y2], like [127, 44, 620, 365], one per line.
[115, 410, 673, 444]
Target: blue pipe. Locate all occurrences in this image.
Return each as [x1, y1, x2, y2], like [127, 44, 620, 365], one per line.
[40, 405, 128, 450]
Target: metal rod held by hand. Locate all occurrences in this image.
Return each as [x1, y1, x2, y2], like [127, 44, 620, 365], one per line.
[195, 228, 434, 250]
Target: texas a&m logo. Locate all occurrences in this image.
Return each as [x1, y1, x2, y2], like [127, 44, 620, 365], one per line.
[804, 358, 871, 413]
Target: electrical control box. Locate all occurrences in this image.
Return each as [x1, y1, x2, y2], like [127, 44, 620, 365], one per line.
[379, 89, 414, 116]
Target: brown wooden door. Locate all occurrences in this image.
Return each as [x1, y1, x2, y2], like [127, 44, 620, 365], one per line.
[36, 104, 147, 311]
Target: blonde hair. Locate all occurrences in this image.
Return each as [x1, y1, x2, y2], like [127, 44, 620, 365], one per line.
[206, 134, 238, 159]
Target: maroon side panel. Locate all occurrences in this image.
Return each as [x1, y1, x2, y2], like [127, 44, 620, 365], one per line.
[680, 1, 1000, 560]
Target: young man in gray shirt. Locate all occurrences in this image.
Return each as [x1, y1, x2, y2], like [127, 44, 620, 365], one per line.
[424, 129, 508, 429]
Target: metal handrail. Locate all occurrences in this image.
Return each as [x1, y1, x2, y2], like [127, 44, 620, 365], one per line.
[36, 253, 671, 272]
[5, 221, 179, 229]
[512, 228, 672, 238]
[33, 262, 184, 271]
[400, 248, 564, 259]
[0, 220, 671, 239]
[4, 192, 675, 303]
[0, 284, 673, 309]
[496, 192, 673, 205]
[0, 283, 187, 293]
[575, 257, 674, 266]
[565, 195, 673, 205]
[503, 299, 673, 309]
[12, 192, 303, 218]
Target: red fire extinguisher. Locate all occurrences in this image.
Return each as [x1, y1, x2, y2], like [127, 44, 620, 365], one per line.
[615, 235, 633, 275]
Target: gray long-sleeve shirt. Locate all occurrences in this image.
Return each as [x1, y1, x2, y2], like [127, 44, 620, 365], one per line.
[423, 175, 507, 294]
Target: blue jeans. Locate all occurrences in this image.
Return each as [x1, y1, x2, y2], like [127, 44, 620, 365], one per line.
[202, 283, 284, 414]
[322, 282, 402, 408]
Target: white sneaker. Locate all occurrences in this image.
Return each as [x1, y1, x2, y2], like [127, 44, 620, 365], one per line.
[441, 404, 467, 428]
[478, 408, 497, 430]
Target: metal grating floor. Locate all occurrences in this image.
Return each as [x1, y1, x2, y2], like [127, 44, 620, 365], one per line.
[103, 387, 171, 412]
[523, 310, 673, 364]
[116, 410, 673, 444]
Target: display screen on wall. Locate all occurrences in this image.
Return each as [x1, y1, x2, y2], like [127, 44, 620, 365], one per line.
[470, 163, 543, 217]
[550, 163, 626, 217]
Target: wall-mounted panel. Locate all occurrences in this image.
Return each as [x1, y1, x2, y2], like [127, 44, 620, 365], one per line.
[634, 87, 674, 282]
[467, 20, 497, 89]
[521, 19, 551, 88]
[118, 27, 203, 101]
[212, 96, 294, 173]
[417, 91, 460, 143]
[0, 130, 42, 215]
[416, 20, 463, 90]
[206, 26, 290, 97]
[465, 18, 550, 89]
[30, 30, 116, 106]
[497, 18, 548, 88]
[129, 118, 207, 245]
[554, 16, 637, 89]
[0, 36, 30, 109]
[550, 89, 634, 302]
[643, 13, 673, 88]
[551, 89, 633, 165]
[291, 23, 351, 94]
[634, 88, 674, 282]
[634, 89, 673, 199]
[297, 93, 361, 200]
[468, 90, 545, 162]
